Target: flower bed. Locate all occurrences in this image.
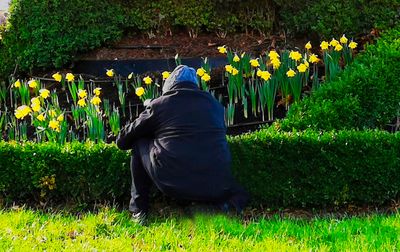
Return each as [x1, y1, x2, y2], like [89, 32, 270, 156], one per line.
[0, 36, 358, 142]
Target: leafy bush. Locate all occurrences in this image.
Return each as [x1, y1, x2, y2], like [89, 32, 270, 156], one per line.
[1, 129, 399, 207]
[0, 0, 275, 79]
[0, 141, 131, 205]
[0, 0, 125, 75]
[230, 129, 400, 207]
[274, 0, 400, 38]
[278, 24, 400, 131]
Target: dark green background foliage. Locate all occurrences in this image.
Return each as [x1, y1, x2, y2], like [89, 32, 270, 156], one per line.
[278, 24, 400, 131]
[275, 0, 400, 38]
[1, 0, 398, 79]
[0, 0, 125, 75]
[0, 0, 275, 78]
[1, 130, 399, 207]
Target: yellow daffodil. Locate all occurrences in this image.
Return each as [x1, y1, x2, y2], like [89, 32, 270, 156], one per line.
[57, 114, 64, 122]
[37, 113, 45, 122]
[49, 109, 57, 117]
[268, 50, 280, 59]
[335, 44, 343, 51]
[349, 41, 358, 49]
[135, 87, 145, 97]
[31, 103, 41, 112]
[28, 79, 38, 89]
[31, 97, 40, 105]
[49, 119, 60, 132]
[256, 69, 263, 77]
[78, 89, 87, 99]
[231, 68, 239, 76]
[162, 71, 170, 80]
[225, 64, 233, 74]
[304, 61, 309, 68]
[249, 59, 260, 68]
[14, 79, 21, 88]
[106, 69, 114, 77]
[90, 96, 101, 106]
[261, 71, 271, 81]
[305, 41, 312, 50]
[286, 69, 296, 78]
[14, 105, 32, 119]
[289, 51, 302, 61]
[66, 73, 75, 82]
[271, 58, 281, 69]
[201, 73, 211, 82]
[340, 35, 348, 44]
[52, 72, 62, 82]
[309, 54, 320, 64]
[143, 76, 152, 85]
[93, 87, 102, 96]
[128, 72, 134, 79]
[77, 98, 86, 107]
[233, 54, 240, 62]
[197, 68, 205, 77]
[330, 38, 339, 47]
[297, 63, 308, 73]
[320, 41, 329, 50]
[217, 45, 227, 54]
[39, 89, 50, 99]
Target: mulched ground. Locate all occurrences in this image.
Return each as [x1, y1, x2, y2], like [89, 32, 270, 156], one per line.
[78, 29, 379, 61]
[79, 31, 298, 61]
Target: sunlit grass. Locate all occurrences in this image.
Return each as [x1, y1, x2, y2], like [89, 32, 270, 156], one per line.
[0, 208, 399, 251]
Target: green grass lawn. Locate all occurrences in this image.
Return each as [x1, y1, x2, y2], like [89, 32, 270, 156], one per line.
[0, 208, 399, 251]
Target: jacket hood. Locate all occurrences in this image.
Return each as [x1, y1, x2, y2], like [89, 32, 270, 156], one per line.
[162, 65, 198, 94]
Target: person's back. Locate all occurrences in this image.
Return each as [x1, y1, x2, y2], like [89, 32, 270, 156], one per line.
[149, 80, 233, 200]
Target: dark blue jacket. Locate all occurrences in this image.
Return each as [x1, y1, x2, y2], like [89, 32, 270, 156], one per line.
[116, 66, 235, 200]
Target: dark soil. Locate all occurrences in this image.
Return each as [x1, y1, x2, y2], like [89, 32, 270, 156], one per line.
[79, 31, 295, 61]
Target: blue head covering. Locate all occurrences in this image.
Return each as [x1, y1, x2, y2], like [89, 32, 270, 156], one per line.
[162, 65, 198, 94]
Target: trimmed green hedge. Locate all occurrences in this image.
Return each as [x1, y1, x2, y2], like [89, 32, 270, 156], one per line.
[278, 23, 400, 131]
[1, 129, 399, 207]
[276, 0, 400, 38]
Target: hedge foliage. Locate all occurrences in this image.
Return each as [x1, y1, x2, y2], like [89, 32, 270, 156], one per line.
[1, 129, 399, 207]
[276, 0, 400, 38]
[1, 0, 399, 79]
[278, 23, 400, 132]
[0, 0, 125, 76]
[0, 0, 275, 78]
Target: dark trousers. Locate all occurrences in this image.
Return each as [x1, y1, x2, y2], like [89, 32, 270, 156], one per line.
[129, 139, 153, 213]
[129, 139, 249, 213]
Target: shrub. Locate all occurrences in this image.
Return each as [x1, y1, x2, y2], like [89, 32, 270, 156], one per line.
[1, 129, 399, 207]
[0, 0, 125, 75]
[0, 0, 275, 80]
[230, 129, 400, 206]
[274, 0, 400, 38]
[278, 23, 400, 131]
